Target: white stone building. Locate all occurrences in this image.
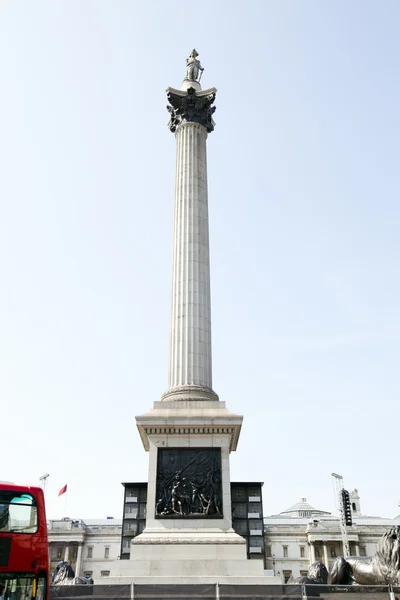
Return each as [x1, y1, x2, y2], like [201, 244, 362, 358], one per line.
[48, 518, 122, 582]
[47, 489, 400, 584]
[264, 491, 400, 583]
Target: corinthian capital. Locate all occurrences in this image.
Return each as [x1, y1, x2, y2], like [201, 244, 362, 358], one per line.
[167, 87, 216, 133]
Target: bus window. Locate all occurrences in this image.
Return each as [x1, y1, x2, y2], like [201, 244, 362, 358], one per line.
[36, 577, 46, 600]
[0, 574, 37, 600]
[0, 493, 38, 534]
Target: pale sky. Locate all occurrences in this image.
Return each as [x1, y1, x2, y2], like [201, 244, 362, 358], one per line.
[1, 1, 399, 521]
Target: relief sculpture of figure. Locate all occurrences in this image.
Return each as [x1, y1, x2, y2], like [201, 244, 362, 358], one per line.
[156, 449, 223, 517]
[185, 49, 204, 82]
[171, 476, 183, 515]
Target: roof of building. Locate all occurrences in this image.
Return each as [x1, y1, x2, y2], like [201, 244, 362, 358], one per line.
[121, 481, 264, 487]
[121, 482, 147, 487]
[264, 515, 398, 527]
[82, 519, 122, 526]
[278, 497, 331, 518]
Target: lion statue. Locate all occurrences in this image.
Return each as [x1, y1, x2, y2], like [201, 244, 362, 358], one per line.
[51, 561, 93, 585]
[328, 526, 400, 585]
[288, 560, 329, 584]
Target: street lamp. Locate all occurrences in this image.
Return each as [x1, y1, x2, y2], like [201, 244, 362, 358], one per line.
[39, 474, 49, 500]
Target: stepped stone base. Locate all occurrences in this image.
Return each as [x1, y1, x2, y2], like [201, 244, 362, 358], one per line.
[118, 530, 266, 578]
[106, 575, 282, 585]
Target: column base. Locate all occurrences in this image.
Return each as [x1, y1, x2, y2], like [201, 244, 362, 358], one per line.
[162, 385, 219, 402]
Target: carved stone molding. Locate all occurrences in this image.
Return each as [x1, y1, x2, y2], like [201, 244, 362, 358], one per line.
[132, 537, 246, 545]
[167, 87, 216, 133]
[144, 426, 236, 436]
[161, 385, 219, 403]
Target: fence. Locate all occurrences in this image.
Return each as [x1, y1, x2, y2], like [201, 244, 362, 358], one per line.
[50, 584, 400, 600]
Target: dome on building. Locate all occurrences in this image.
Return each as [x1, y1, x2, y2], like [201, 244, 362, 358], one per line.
[279, 497, 331, 518]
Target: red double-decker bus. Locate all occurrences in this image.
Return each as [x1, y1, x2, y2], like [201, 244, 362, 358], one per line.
[0, 483, 49, 600]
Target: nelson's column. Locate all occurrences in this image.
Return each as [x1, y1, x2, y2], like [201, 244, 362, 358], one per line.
[124, 51, 265, 581]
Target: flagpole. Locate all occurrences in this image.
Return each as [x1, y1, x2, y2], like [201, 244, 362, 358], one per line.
[58, 484, 68, 517]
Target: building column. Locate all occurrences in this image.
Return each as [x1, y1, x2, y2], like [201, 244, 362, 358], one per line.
[309, 542, 316, 564]
[64, 543, 69, 562]
[75, 543, 83, 577]
[355, 543, 360, 556]
[162, 85, 218, 403]
[323, 542, 329, 567]
[342, 541, 347, 556]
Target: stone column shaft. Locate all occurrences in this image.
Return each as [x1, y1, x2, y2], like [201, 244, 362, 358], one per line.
[169, 122, 212, 391]
[323, 542, 329, 567]
[75, 543, 82, 577]
[310, 542, 316, 564]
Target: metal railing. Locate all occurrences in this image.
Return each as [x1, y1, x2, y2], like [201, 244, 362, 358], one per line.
[50, 583, 400, 600]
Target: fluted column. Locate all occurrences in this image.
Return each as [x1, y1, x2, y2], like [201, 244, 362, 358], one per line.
[75, 543, 83, 577]
[309, 542, 316, 564]
[162, 85, 218, 402]
[169, 122, 212, 390]
[323, 542, 329, 567]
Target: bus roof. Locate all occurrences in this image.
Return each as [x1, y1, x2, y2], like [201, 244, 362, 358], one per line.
[0, 482, 43, 495]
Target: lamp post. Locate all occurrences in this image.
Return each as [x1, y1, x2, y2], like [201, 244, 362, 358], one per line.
[39, 474, 49, 501]
[272, 553, 276, 576]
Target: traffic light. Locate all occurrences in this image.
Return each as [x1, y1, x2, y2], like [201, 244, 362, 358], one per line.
[341, 489, 352, 526]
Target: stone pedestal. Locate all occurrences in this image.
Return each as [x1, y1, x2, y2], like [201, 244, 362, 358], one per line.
[129, 400, 264, 577]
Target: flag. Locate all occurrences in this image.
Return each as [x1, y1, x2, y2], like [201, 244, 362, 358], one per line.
[58, 484, 67, 497]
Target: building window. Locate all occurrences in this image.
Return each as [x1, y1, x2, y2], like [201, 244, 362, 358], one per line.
[71, 546, 78, 559]
[124, 505, 138, 519]
[360, 546, 366, 556]
[124, 522, 138, 534]
[298, 510, 311, 517]
[331, 547, 336, 558]
[125, 489, 138, 502]
[283, 545, 288, 558]
[315, 546, 321, 558]
[352, 502, 356, 511]
[300, 571, 308, 577]
[104, 547, 110, 559]
[87, 547, 93, 559]
[122, 538, 131, 551]
[84, 572, 92, 578]
[57, 547, 63, 559]
[265, 545, 272, 557]
[283, 570, 292, 583]
[100, 571, 110, 577]
[300, 546, 305, 558]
